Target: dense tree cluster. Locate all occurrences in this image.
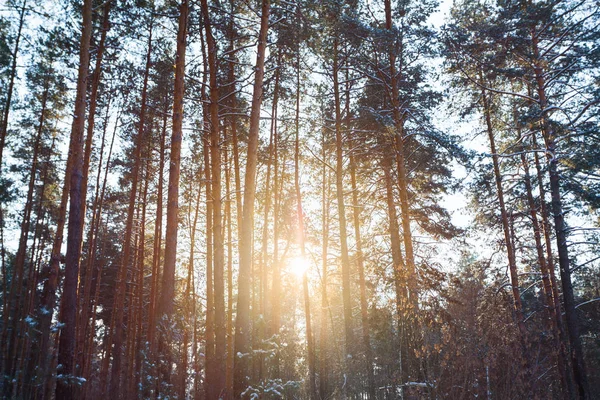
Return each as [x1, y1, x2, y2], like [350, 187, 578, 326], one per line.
[0, 0, 598, 398]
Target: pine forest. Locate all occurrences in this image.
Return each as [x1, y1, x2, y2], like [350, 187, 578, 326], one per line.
[0, 0, 599, 398]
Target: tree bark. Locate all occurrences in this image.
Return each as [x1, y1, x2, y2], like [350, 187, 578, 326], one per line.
[55, 0, 93, 396]
[517, 115, 573, 399]
[132, 154, 150, 398]
[383, 152, 407, 386]
[200, 0, 226, 395]
[203, 125, 215, 400]
[531, 30, 590, 398]
[268, 66, 282, 379]
[350, 155, 376, 399]
[5, 78, 50, 396]
[294, 57, 317, 399]
[383, 0, 417, 308]
[76, 2, 111, 365]
[82, 102, 120, 400]
[319, 128, 330, 400]
[480, 87, 526, 331]
[157, 0, 188, 392]
[225, 145, 235, 399]
[332, 37, 355, 360]
[104, 19, 154, 399]
[147, 94, 169, 364]
[180, 177, 202, 400]
[233, 0, 270, 396]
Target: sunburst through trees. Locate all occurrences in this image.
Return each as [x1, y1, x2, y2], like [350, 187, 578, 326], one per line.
[0, 0, 599, 399]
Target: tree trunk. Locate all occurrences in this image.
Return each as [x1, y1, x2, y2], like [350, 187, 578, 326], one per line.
[76, 1, 111, 366]
[319, 128, 330, 400]
[350, 155, 376, 399]
[147, 96, 169, 361]
[78, 95, 112, 368]
[332, 38, 355, 361]
[25, 132, 56, 400]
[105, 19, 154, 399]
[382, 0, 417, 311]
[200, 0, 226, 395]
[157, 0, 188, 392]
[531, 130, 569, 373]
[82, 103, 120, 400]
[204, 125, 215, 400]
[5, 78, 49, 396]
[223, 16, 238, 391]
[517, 117, 573, 399]
[180, 178, 202, 400]
[480, 87, 526, 330]
[294, 57, 317, 399]
[267, 56, 282, 382]
[225, 145, 235, 399]
[233, 0, 270, 396]
[132, 154, 150, 398]
[55, 0, 93, 397]
[531, 34, 589, 397]
[124, 184, 143, 398]
[383, 152, 407, 386]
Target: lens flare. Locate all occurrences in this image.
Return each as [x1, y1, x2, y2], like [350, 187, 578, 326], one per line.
[289, 256, 309, 278]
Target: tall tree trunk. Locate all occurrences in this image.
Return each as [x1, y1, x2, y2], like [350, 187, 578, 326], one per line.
[383, 151, 407, 387]
[233, 0, 270, 395]
[180, 178, 202, 400]
[294, 57, 317, 399]
[383, 0, 417, 308]
[319, 128, 330, 400]
[480, 87, 526, 330]
[38, 119, 76, 399]
[350, 155, 376, 399]
[157, 0, 188, 392]
[76, 1, 111, 363]
[147, 97, 168, 360]
[256, 53, 280, 383]
[26, 133, 56, 400]
[22, 131, 55, 398]
[480, 85, 533, 395]
[78, 94, 112, 387]
[224, 11, 242, 389]
[225, 145, 235, 399]
[381, 7, 420, 383]
[200, 0, 225, 395]
[55, 0, 93, 397]
[531, 30, 589, 399]
[268, 68, 282, 379]
[105, 20, 154, 399]
[204, 127, 215, 400]
[516, 111, 573, 399]
[531, 130, 567, 366]
[132, 154, 150, 398]
[198, 13, 215, 398]
[5, 79, 49, 395]
[256, 114, 273, 384]
[124, 184, 143, 398]
[82, 104, 120, 400]
[224, 19, 242, 388]
[332, 38, 355, 362]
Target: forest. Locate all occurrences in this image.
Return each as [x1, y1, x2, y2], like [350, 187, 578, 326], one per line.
[0, 0, 599, 398]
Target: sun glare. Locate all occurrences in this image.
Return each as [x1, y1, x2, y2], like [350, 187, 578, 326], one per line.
[289, 256, 309, 278]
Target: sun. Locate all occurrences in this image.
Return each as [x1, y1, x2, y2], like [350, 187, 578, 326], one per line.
[289, 256, 309, 278]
